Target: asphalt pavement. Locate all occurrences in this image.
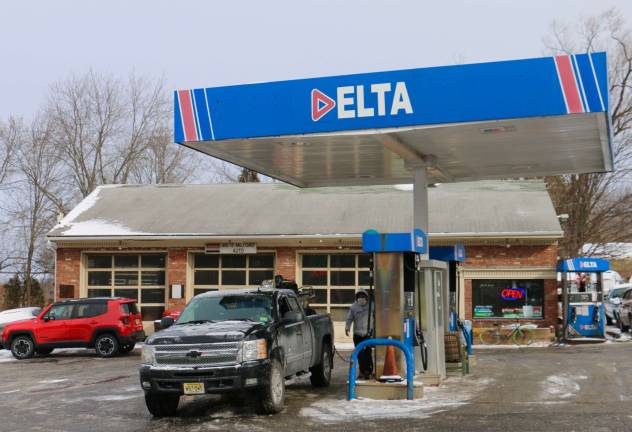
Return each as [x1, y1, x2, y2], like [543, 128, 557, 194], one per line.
[1, 341, 632, 432]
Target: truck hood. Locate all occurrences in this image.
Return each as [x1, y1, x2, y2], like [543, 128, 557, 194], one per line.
[147, 320, 266, 345]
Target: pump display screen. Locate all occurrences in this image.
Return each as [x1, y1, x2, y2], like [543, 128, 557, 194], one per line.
[472, 279, 544, 319]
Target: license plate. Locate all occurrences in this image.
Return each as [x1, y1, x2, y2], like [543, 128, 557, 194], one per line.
[183, 382, 205, 395]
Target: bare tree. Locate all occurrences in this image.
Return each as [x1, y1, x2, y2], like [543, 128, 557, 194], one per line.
[0, 117, 19, 187]
[543, 8, 632, 258]
[5, 115, 61, 305]
[131, 126, 200, 184]
[46, 71, 170, 196]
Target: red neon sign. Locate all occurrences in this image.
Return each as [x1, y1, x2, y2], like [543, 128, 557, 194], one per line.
[501, 287, 525, 301]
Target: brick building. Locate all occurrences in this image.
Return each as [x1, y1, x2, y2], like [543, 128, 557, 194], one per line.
[47, 180, 562, 338]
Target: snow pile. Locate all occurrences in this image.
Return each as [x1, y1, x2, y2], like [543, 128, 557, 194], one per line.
[0, 350, 14, 363]
[474, 341, 552, 349]
[301, 377, 493, 423]
[540, 374, 587, 399]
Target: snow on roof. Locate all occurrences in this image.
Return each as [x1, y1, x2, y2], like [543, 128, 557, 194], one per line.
[47, 180, 563, 240]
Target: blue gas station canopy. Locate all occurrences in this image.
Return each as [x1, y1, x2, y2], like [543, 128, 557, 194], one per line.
[174, 53, 612, 187]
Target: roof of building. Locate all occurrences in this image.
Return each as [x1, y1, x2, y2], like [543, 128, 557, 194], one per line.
[47, 180, 563, 240]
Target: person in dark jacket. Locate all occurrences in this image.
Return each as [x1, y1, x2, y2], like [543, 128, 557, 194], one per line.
[345, 290, 373, 379]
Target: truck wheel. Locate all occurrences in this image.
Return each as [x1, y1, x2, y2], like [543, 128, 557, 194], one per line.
[259, 358, 285, 414]
[309, 341, 332, 387]
[144, 393, 179, 417]
[94, 334, 119, 358]
[619, 316, 630, 332]
[11, 335, 35, 360]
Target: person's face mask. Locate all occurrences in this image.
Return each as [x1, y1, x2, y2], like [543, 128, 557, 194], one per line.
[357, 297, 367, 306]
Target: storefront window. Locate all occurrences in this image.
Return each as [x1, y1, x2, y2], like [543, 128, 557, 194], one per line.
[472, 279, 544, 319]
[85, 253, 167, 321]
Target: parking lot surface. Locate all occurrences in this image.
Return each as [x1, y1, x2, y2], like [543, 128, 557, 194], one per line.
[1, 342, 632, 432]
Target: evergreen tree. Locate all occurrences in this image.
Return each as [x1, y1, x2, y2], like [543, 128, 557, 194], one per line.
[2, 274, 45, 309]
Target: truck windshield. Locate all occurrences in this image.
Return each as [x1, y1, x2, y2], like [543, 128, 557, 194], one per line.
[177, 294, 273, 324]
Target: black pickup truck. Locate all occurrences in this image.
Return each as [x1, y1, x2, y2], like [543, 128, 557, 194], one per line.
[139, 288, 334, 416]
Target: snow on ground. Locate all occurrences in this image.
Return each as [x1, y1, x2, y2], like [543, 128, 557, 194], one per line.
[300, 377, 493, 423]
[334, 342, 355, 351]
[474, 341, 552, 349]
[540, 374, 587, 400]
[0, 349, 14, 362]
[0, 344, 142, 362]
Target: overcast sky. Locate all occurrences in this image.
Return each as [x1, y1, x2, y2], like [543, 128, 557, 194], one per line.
[2, 0, 632, 119]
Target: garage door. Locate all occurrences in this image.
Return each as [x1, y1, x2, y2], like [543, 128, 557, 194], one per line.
[299, 253, 371, 322]
[85, 253, 166, 321]
[192, 253, 275, 296]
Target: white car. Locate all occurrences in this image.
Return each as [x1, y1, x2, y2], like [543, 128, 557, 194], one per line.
[604, 286, 631, 325]
[0, 307, 41, 344]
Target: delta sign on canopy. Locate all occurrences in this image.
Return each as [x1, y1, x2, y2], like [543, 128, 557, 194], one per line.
[174, 53, 612, 188]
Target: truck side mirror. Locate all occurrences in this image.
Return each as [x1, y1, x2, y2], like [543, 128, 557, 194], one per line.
[160, 316, 174, 329]
[281, 311, 302, 325]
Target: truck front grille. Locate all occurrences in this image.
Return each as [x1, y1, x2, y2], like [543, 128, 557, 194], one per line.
[154, 342, 240, 368]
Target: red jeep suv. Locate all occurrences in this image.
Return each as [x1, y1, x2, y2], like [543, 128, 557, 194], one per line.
[1, 297, 146, 359]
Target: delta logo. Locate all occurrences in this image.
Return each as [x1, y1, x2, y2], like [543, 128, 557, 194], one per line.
[311, 82, 413, 122]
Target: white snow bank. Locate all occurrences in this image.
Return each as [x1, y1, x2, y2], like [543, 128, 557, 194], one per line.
[334, 342, 355, 351]
[301, 377, 493, 423]
[474, 341, 552, 349]
[0, 350, 14, 363]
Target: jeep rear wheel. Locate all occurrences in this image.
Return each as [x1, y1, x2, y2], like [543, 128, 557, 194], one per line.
[259, 358, 285, 414]
[95, 334, 119, 358]
[144, 393, 179, 417]
[309, 341, 332, 387]
[11, 335, 35, 360]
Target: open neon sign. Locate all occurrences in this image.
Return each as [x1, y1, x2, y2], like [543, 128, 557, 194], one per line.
[501, 287, 525, 301]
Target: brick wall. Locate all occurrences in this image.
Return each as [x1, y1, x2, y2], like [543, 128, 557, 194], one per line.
[274, 248, 296, 280]
[55, 248, 81, 299]
[464, 244, 557, 267]
[463, 243, 559, 329]
[166, 248, 187, 310]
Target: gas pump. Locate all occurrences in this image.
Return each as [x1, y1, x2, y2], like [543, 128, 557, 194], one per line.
[352, 228, 448, 395]
[558, 258, 609, 339]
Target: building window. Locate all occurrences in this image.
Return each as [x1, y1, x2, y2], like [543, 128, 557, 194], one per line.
[86, 254, 166, 321]
[300, 253, 371, 320]
[192, 253, 275, 297]
[472, 279, 545, 319]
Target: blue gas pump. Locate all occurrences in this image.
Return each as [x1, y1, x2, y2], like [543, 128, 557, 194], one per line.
[557, 258, 609, 339]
